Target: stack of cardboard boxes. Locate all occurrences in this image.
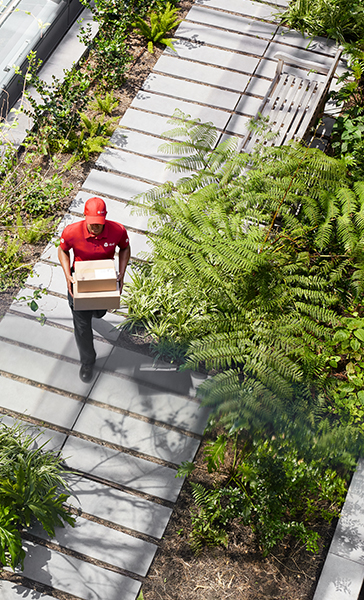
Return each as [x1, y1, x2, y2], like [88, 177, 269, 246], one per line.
[73, 259, 120, 310]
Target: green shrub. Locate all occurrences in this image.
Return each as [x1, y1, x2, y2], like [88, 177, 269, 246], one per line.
[179, 434, 348, 556]
[132, 2, 182, 54]
[279, 0, 364, 44]
[0, 421, 75, 569]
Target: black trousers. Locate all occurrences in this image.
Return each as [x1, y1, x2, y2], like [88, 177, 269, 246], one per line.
[68, 292, 106, 366]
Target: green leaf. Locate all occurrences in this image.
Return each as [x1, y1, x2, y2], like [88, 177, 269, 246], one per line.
[357, 390, 364, 404]
[350, 338, 361, 352]
[354, 329, 364, 342]
[333, 329, 350, 343]
[30, 300, 38, 312]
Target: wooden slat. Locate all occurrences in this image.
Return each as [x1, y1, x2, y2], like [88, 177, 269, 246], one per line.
[276, 79, 319, 145]
[269, 76, 306, 143]
[241, 74, 294, 151]
[294, 80, 325, 140]
[238, 46, 343, 154]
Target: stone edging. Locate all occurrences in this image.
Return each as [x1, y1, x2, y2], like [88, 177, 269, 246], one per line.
[313, 459, 364, 599]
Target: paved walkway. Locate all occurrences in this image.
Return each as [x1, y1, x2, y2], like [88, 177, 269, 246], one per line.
[0, 1, 345, 599]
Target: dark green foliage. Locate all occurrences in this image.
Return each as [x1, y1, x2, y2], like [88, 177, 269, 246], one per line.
[179, 434, 347, 556]
[19, 52, 90, 155]
[0, 421, 75, 569]
[278, 0, 364, 44]
[331, 59, 364, 179]
[124, 113, 364, 459]
[79, 0, 176, 87]
[324, 311, 364, 426]
[132, 2, 182, 54]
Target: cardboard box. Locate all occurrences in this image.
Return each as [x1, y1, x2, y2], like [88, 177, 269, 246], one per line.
[74, 259, 117, 293]
[73, 284, 121, 311]
[73, 259, 120, 311]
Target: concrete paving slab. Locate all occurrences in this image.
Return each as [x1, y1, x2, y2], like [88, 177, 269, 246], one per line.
[73, 402, 200, 464]
[195, 0, 279, 21]
[142, 72, 240, 110]
[0, 415, 67, 452]
[254, 57, 277, 78]
[32, 516, 157, 577]
[19, 540, 141, 600]
[14, 279, 125, 338]
[26, 261, 67, 295]
[168, 39, 260, 74]
[226, 114, 251, 137]
[245, 75, 272, 97]
[264, 41, 335, 67]
[273, 27, 337, 55]
[330, 459, 364, 564]
[104, 345, 205, 397]
[119, 108, 179, 137]
[0, 373, 82, 428]
[128, 229, 153, 259]
[235, 94, 263, 116]
[0, 310, 114, 364]
[131, 91, 231, 130]
[83, 169, 153, 202]
[97, 147, 193, 186]
[187, 5, 277, 39]
[91, 372, 209, 435]
[0, 579, 55, 600]
[71, 191, 151, 232]
[110, 128, 180, 161]
[63, 435, 183, 501]
[176, 21, 269, 56]
[67, 474, 172, 538]
[0, 339, 100, 396]
[154, 54, 250, 92]
[312, 553, 364, 600]
[12, 288, 74, 327]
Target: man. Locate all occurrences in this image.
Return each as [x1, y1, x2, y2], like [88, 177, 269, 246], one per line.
[58, 196, 130, 382]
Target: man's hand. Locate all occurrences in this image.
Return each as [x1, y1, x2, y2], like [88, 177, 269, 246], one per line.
[117, 244, 131, 294]
[58, 246, 75, 296]
[66, 273, 75, 296]
[117, 273, 124, 294]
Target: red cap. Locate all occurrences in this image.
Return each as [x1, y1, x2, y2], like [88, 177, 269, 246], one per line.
[84, 197, 107, 224]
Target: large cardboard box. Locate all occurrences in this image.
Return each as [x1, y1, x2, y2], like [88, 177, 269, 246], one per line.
[73, 260, 120, 311]
[74, 259, 117, 293]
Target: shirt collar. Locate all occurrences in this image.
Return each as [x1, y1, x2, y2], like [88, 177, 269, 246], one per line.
[83, 220, 108, 240]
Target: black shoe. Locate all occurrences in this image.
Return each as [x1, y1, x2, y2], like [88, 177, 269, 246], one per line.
[79, 363, 94, 383]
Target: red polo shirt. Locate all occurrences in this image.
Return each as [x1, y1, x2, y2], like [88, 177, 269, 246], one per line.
[60, 219, 129, 265]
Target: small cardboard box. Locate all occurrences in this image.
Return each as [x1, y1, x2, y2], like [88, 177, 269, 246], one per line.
[73, 284, 120, 311]
[74, 259, 117, 293]
[73, 260, 120, 311]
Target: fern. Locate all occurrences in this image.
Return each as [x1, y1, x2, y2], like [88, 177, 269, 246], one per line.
[132, 2, 182, 54]
[124, 113, 364, 447]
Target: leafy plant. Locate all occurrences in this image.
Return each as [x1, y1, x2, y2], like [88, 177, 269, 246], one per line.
[125, 113, 364, 462]
[18, 52, 90, 155]
[89, 91, 118, 115]
[0, 236, 29, 292]
[12, 213, 57, 244]
[330, 60, 364, 179]
[179, 434, 348, 556]
[278, 0, 364, 44]
[0, 421, 75, 569]
[63, 113, 118, 168]
[324, 311, 364, 427]
[132, 2, 182, 53]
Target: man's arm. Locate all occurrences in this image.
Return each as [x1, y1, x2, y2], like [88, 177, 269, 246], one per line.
[58, 246, 75, 296]
[117, 245, 131, 292]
